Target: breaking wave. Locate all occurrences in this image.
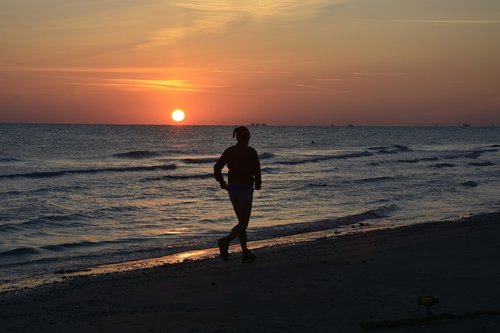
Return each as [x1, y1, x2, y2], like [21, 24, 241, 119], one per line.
[113, 150, 162, 159]
[42, 240, 101, 252]
[3, 213, 90, 231]
[398, 157, 438, 163]
[0, 164, 176, 179]
[142, 166, 278, 182]
[0, 157, 21, 163]
[181, 152, 275, 165]
[182, 158, 218, 164]
[251, 205, 399, 239]
[277, 151, 373, 165]
[259, 152, 275, 159]
[357, 176, 400, 183]
[368, 145, 412, 154]
[0, 247, 40, 257]
[432, 163, 455, 168]
[142, 173, 214, 182]
[469, 161, 494, 167]
[444, 148, 498, 160]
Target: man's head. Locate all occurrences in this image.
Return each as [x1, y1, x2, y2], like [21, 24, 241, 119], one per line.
[233, 126, 251, 145]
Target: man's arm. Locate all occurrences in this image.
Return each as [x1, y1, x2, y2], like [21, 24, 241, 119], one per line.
[214, 151, 228, 190]
[254, 150, 262, 190]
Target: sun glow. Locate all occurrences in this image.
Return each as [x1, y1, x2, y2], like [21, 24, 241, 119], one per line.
[171, 109, 185, 122]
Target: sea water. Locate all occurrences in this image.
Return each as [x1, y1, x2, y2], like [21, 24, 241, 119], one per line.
[1, 124, 499, 286]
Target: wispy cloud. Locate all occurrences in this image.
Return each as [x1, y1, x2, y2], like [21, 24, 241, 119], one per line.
[0, 66, 182, 74]
[293, 83, 336, 92]
[352, 72, 408, 76]
[315, 78, 344, 81]
[137, 0, 349, 48]
[174, 0, 346, 17]
[75, 78, 216, 92]
[366, 19, 500, 24]
[211, 69, 290, 74]
[57, 78, 222, 92]
[0, 66, 217, 92]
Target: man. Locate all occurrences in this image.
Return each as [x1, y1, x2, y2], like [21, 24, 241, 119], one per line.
[214, 126, 262, 263]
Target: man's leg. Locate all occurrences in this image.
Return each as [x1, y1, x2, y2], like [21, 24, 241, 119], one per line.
[218, 187, 253, 260]
[227, 189, 252, 251]
[236, 198, 251, 253]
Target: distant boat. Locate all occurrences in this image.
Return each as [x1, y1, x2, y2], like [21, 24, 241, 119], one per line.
[463, 123, 471, 127]
[330, 123, 335, 127]
[348, 124, 354, 127]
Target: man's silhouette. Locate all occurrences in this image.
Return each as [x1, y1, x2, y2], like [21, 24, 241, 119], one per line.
[214, 126, 261, 263]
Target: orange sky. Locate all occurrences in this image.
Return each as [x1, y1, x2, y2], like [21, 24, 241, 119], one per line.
[1, 0, 500, 125]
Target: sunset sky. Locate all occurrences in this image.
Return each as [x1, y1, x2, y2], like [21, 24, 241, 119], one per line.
[1, 0, 499, 125]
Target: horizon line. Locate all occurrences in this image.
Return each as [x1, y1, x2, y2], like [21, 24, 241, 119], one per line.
[0, 122, 497, 127]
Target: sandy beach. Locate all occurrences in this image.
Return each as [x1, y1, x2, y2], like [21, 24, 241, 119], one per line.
[1, 212, 499, 333]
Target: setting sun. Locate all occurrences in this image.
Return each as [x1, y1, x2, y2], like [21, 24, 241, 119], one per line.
[171, 109, 185, 122]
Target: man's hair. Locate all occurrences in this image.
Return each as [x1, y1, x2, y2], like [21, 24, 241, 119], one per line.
[233, 126, 251, 142]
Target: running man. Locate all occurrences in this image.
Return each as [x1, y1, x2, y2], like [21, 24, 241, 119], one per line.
[214, 126, 261, 263]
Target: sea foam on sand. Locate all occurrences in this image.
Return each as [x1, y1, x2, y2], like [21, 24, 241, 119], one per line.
[1, 213, 499, 333]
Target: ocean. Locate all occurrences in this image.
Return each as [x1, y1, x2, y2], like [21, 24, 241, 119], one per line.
[1, 124, 499, 289]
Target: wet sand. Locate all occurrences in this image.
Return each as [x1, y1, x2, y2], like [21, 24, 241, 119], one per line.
[1, 212, 499, 332]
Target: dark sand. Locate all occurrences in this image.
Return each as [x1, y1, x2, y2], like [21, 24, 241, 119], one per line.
[1, 213, 500, 332]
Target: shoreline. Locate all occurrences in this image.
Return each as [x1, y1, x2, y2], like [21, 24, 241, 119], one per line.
[1, 212, 500, 332]
[0, 211, 474, 295]
[0, 213, 405, 294]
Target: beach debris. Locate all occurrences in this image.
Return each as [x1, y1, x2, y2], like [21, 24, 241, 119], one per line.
[419, 296, 440, 317]
[361, 310, 500, 330]
[361, 295, 500, 330]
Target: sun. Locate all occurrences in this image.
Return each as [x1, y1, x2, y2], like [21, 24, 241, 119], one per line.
[171, 109, 185, 122]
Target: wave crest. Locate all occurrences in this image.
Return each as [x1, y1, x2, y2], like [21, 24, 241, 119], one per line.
[432, 163, 455, 168]
[277, 151, 373, 165]
[358, 176, 399, 182]
[368, 145, 412, 154]
[251, 205, 398, 239]
[113, 151, 162, 159]
[259, 152, 275, 159]
[0, 164, 176, 179]
[182, 158, 218, 164]
[0, 157, 21, 163]
[469, 161, 494, 167]
[0, 247, 40, 257]
[142, 173, 214, 181]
